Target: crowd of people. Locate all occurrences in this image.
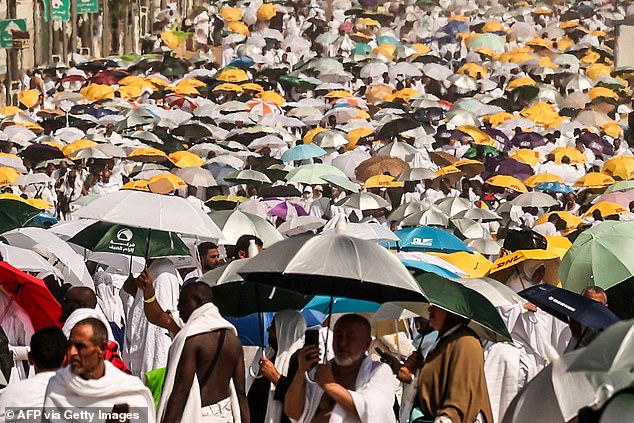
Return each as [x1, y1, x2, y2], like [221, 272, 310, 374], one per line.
[1, 0, 634, 421]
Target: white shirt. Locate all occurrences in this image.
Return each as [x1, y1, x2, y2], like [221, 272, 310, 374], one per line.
[0, 371, 56, 420]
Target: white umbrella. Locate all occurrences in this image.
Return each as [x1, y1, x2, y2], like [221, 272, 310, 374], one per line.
[74, 190, 224, 239]
[323, 222, 398, 243]
[452, 218, 489, 239]
[209, 209, 283, 247]
[1, 227, 93, 288]
[400, 208, 449, 227]
[0, 155, 27, 173]
[331, 149, 372, 180]
[389, 201, 426, 222]
[0, 243, 62, 279]
[454, 277, 526, 308]
[422, 63, 453, 81]
[247, 135, 287, 150]
[360, 62, 389, 79]
[397, 168, 437, 182]
[511, 192, 559, 208]
[395, 251, 468, 277]
[388, 62, 422, 79]
[174, 167, 217, 187]
[278, 215, 326, 236]
[466, 238, 501, 255]
[335, 192, 390, 210]
[377, 141, 421, 160]
[436, 197, 473, 217]
[12, 173, 52, 186]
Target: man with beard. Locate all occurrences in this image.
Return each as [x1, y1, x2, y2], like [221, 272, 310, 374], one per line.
[285, 314, 396, 423]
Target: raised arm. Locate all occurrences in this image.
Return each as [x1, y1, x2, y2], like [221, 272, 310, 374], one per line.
[136, 269, 181, 334]
[284, 346, 320, 420]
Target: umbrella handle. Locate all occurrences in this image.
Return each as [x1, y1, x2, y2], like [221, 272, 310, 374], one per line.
[249, 348, 266, 379]
[304, 368, 317, 384]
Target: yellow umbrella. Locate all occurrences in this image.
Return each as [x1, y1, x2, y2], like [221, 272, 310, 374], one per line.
[357, 17, 381, 27]
[483, 112, 515, 127]
[527, 38, 553, 50]
[602, 121, 623, 138]
[545, 236, 572, 260]
[168, 151, 204, 168]
[482, 20, 505, 33]
[145, 76, 169, 88]
[588, 87, 619, 101]
[581, 50, 600, 65]
[574, 172, 615, 188]
[486, 175, 528, 192]
[42, 140, 64, 150]
[583, 201, 627, 219]
[26, 198, 53, 210]
[448, 15, 468, 22]
[176, 78, 206, 88]
[0, 167, 19, 186]
[212, 83, 244, 93]
[557, 37, 575, 51]
[511, 149, 541, 167]
[220, 6, 243, 22]
[228, 21, 249, 36]
[363, 174, 404, 188]
[413, 43, 431, 54]
[257, 3, 276, 21]
[147, 172, 187, 194]
[62, 139, 97, 157]
[118, 75, 145, 86]
[242, 83, 264, 92]
[506, 77, 536, 91]
[524, 173, 564, 187]
[171, 85, 200, 96]
[490, 249, 561, 285]
[0, 106, 21, 116]
[18, 90, 40, 108]
[603, 156, 634, 180]
[347, 128, 374, 150]
[324, 90, 352, 99]
[386, 88, 419, 102]
[216, 68, 249, 83]
[586, 63, 612, 81]
[80, 84, 115, 102]
[129, 147, 169, 162]
[303, 127, 325, 144]
[365, 84, 393, 103]
[551, 147, 587, 164]
[117, 84, 144, 99]
[453, 159, 485, 177]
[535, 211, 583, 234]
[257, 90, 285, 106]
[121, 180, 150, 191]
[457, 63, 488, 78]
[474, 48, 496, 58]
[160, 31, 179, 49]
[539, 57, 558, 69]
[208, 195, 249, 203]
[560, 21, 579, 29]
[520, 102, 564, 127]
[457, 125, 495, 146]
[430, 251, 492, 278]
[532, 7, 552, 15]
[371, 44, 396, 60]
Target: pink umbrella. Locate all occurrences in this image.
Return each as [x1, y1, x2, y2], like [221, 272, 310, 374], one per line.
[594, 191, 634, 208]
[268, 200, 308, 221]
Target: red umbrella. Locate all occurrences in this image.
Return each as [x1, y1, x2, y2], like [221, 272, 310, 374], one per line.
[0, 262, 61, 331]
[90, 69, 129, 85]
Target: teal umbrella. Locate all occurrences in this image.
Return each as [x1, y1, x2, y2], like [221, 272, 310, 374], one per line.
[405, 271, 511, 342]
[68, 221, 190, 258]
[0, 199, 41, 235]
[466, 33, 506, 53]
[351, 43, 371, 55]
[304, 295, 380, 314]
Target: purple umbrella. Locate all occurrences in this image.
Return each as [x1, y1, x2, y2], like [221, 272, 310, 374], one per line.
[482, 157, 534, 181]
[268, 200, 308, 221]
[511, 132, 546, 149]
[579, 132, 614, 158]
[483, 128, 510, 148]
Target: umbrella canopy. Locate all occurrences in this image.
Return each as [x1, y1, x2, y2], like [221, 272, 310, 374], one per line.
[225, 169, 272, 185]
[560, 221, 634, 293]
[336, 192, 390, 210]
[68, 221, 190, 258]
[390, 226, 472, 253]
[281, 144, 327, 162]
[278, 215, 326, 236]
[239, 233, 424, 303]
[75, 190, 224, 239]
[268, 200, 308, 221]
[486, 175, 528, 193]
[209, 209, 283, 247]
[286, 164, 348, 185]
[568, 319, 634, 374]
[0, 197, 42, 234]
[511, 192, 559, 208]
[398, 272, 511, 342]
[519, 284, 620, 332]
[0, 261, 61, 330]
[174, 167, 217, 187]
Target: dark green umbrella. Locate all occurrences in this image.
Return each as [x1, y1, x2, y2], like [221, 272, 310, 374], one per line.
[408, 271, 511, 342]
[68, 221, 190, 258]
[279, 75, 318, 90]
[0, 199, 41, 235]
[463, 145, 500, 159]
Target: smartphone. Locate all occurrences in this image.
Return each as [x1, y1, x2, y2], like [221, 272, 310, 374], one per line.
[304, 328, 320, 347]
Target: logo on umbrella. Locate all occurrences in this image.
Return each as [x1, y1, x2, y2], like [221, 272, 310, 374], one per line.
[411, 237, 433, 246]
[117, 228, 134, 242]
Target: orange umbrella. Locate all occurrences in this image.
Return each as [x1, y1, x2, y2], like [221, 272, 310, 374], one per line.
[0, 167, 19, 186]
[536, 211, 583, 234]
[583, 202, 627, 219]
[216, 68, 249, 83]
[257, 3, 276, 21]
[603, 156, 634, 180]
[551, 147, 587, 165]
[169, 151, 204, 168]
[486, 175, 528, 192]
[62, 139, 97, 157]
[129, 147, 168, 163]
[363, 174, 404, 188]
[147, 173, 187, 194]
[511, 149, 541, 167]
[524, 173, 563, 187]
[574, 172, 615, 189]
[121, 180, 150, 191]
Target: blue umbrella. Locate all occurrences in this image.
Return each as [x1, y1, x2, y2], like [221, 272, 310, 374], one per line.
[30, 212, 58, 228]
[230, 57, 255, 69]
[377, 35, 401, 47]
[281, 144, 327, 162]
[536, 182, 574, 195]
[441, 20, 468, 35]
[227, 312, 274, 346]
[304, 296, 380, 314]
[387, 226, 471, 253]
[400, 260, 460, 279]
[519, 284, 620, 332]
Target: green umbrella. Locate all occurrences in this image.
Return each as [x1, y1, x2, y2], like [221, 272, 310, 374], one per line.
[351, 43, 371, 55]
[560, 221, 634, 293]
[463, 145, 500, 159]
[403, 271, 511, 342]
[285, 163, 348, 184]
[605, 180, 634, 193]
[279, 75, 319, 90]
[466, 33, 506, 53]
[0, 199, 41, 235]
[68, 221, 190, 258]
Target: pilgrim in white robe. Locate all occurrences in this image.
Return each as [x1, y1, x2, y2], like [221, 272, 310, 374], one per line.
[0, 371, 56, 422]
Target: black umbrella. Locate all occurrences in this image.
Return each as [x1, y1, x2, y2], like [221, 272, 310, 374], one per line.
[519, 284, 620, 332]
[377, 117, 422, 139]
[20, 144, 64, 163]
[259, 185, 302, 198]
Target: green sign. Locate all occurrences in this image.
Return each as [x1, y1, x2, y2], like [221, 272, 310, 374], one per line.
[51, 0, 70, 21]
[0, 19, 26, 49]
[77, 0, 98, 14]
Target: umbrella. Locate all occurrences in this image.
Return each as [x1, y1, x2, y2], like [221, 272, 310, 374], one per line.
[286, 164, 348, 185]
[396, 272, 511, 342]
[0, 262, 61, 330]
[568, 319, 634, 374]
[453, 208, 502, 222]
[281, 144, 327, 162]
[519, 284, 620, 332]
[336, 192, 390, 210]
[304, 295, 380, 314]
[312, 130, 348, 149]
[209, 209, 283, 247]
[75, 190, 223, 239]
[490, 249, 561, 285]
[225, 169, 272, 185]
[354, 156, 409, 182]
[486, 175, 528, 193]
[376, 117, 421, 139]
[465, 238, 501, 256]
[174, 167, 217, 187]
[536, 182, 574, 195]
[430, 252, 492, 278]
[560, 221, 634, 293]
[268, 200, 308, 221]
[397, 168, 437, 182]
[199, 259, 311, 317]
[511, 192, 559, 208]
[389, 226, 471, 253]
[67, 221, 190, 259]
[0, 197, 41, 234]
[452, 218, 488, 239]
[278, 216, 326, 236]
[603, 157, 634, 181]
[239, 233, 424, 303]
[320, 174, 360, 193]
[605, 180, 634, 194]
[0, 243, 61, 278]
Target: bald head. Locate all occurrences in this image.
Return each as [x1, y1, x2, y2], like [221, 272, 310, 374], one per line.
[60, 287, 98, 324]
[178, 282, 214, 322]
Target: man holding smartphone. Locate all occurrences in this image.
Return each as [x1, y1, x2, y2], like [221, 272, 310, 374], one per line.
[284, 314, 396, 423]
